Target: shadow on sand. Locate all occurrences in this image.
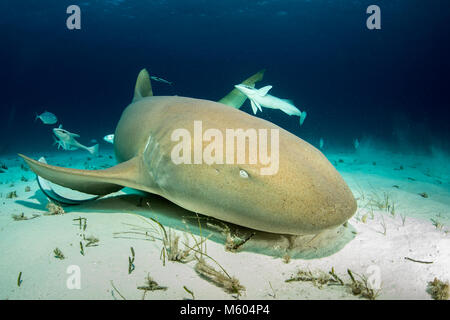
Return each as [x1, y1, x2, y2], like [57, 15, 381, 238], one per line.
[17, 189, 356, 260]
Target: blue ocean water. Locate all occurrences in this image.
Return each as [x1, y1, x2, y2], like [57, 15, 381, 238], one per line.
[2, 1, 450, 302]
[1, 0, 449, 155]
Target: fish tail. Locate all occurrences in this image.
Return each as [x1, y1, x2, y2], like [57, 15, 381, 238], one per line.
[87, 144, 99, 156]
[300, 111, 307, 126]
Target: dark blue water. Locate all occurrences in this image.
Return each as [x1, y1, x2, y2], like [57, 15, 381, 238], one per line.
[1, 0, 449, 155]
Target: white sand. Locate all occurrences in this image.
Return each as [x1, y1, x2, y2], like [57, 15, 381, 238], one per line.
[0, 147, 448, 300]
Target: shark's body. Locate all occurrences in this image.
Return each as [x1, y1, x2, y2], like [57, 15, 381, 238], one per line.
[234, 84, 307, 126]
[20, 69, 355, 235]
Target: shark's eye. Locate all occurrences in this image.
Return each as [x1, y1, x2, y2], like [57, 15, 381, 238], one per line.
[239, 169, 249, 178]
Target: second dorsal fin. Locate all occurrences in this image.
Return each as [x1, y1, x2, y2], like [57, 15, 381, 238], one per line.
[133, 68, 153, 102]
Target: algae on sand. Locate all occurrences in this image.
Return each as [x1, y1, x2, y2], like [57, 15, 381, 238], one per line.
[427, 278, 449, 300]
[194, 258, 245, 297]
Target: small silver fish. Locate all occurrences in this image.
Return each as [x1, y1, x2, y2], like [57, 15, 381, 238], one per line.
[53, 125, 99, 155]
[150, 76, 172, 85]
[35, 111, 58, 125]
[103, 134, 114, 144]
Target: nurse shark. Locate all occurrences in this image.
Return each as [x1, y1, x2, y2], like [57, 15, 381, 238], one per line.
[20, 69, 356, 235]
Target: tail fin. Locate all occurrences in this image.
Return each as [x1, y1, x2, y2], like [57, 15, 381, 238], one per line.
[19, 154, 141, 195]
[132, 69, 153, 102]
[219, 69, 265, 109]
[19, 154, 158, 196]
[300, 111, 307, 126]
[87, 144, 99, 156]
[35, 113, 39, 122]
[36, 157, 100, 205]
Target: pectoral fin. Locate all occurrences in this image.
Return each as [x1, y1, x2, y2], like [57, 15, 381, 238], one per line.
[250, 100, 258, 114]
[19, 154, 154, 196]
[254, 100, 262, 112]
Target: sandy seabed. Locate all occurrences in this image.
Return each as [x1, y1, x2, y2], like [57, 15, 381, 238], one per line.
[0, 146, 448, 300]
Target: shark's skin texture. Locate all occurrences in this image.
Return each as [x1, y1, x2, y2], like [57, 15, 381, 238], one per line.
[20, 69, 356, 236]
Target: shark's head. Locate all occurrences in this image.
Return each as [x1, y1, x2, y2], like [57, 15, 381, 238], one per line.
[234, 84, 257, 98]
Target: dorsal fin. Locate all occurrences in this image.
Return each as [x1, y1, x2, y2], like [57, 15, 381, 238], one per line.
[133, 68, 153, 102]
[257, 85, 272, 96]
[19, 154, 155, 196]
[241, 69, 265, 87]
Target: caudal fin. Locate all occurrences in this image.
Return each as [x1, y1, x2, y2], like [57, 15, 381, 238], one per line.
[36, 157, 100, 205]
[219, 69, 265, 109]
[299, 111, 307, 126]
[19, 154, 125, 195]
[87, 144, 99, 156]
[19, 154, 154, 196]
